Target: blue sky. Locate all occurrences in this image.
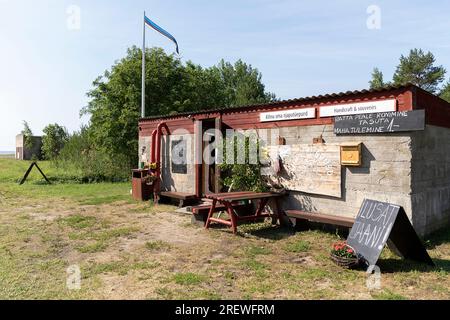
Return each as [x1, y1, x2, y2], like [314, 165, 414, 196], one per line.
[1, 0, 450, 150]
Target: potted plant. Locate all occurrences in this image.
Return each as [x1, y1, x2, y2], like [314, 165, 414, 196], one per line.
[330, 241, 360, 269]
[143, 173, 158, 186]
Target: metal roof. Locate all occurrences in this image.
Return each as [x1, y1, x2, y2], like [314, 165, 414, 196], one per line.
[139, 83, 416, 122]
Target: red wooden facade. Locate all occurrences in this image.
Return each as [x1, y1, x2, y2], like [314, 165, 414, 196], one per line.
[139, 84, 450, 135]
[138, 84, 450, 200]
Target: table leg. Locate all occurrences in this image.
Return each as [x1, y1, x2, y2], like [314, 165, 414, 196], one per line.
[255, 198, 269, 217]
[225, 202, 238, 234]
[205, 199, 217, 230]
[272, 197, 288, 226]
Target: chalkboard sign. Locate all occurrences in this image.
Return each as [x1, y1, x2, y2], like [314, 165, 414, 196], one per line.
[348, 199, 434, 268]
[171, 138, 187, 174]
[334, 110, 425, 135]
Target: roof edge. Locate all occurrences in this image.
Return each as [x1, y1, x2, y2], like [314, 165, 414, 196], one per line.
[139, 83, 418, 122]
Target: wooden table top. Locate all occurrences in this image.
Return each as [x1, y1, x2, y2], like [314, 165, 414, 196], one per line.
[206, 191, 286, 202]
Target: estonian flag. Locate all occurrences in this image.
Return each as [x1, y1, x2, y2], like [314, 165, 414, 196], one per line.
[145, 15, 179, 54]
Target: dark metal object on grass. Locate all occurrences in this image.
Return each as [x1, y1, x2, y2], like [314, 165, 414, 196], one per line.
[19, 162, 51, 185]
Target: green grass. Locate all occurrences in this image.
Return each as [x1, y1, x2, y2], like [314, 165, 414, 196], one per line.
[296, 268, 332, 281]
[77, 241, 108, 253]
[59, 213, 139, 254]
[243, 259, 268, 272]
[155, 287, 174, 299]
[242, 258, 269, 278]
[243, 281, 275, 295]
[84, 260, 159, 277]
[284, 240, 311, 253]
[245, 245, 272, 257]
[372, 289, 408, 300]
[1, 180, 132, 203]
[78, 195, 133, 206]
[173, 273, 206, 286]
[0, 159, 79, 183]
[1, 158, 449, 300]
[59, 215, 99, 229]
[93, 227, 138, 241]
[0, 158, 132, 204]
[145, 240, 171, 251]
[73, 227, 139, 253]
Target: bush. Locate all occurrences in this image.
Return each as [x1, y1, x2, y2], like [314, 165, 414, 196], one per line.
[220, 135, 268, 192]
[54, 127, 131, 183]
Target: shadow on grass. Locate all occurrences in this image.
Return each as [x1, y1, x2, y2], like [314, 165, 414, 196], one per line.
[372, 226, 450, 273]
[205, 220, 295, 240]
[423, 227, 450, 249]
[377, 258, 450, 273]
[238, 224, 295, 241]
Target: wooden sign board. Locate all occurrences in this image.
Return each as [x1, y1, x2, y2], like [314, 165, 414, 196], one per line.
[347, 199, 434, 268]
[334, 110, 425, 135]
[320, 99, 397, 118]
[260, 108, 316, 122]
[266, 144, 342, 198]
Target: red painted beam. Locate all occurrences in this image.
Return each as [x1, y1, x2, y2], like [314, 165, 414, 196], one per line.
[208, 217, 232, 226]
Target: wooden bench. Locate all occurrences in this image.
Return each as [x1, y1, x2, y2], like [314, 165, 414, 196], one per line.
[285, 210, 355, 229]
[160, 192, 198, 207]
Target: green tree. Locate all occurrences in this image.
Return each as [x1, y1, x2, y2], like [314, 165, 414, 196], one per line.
[82, 46, 275, 167]
[42, 123, 68, 160]
[392, 49, 446, 93]
[82, 47, 183, 167]
[440, 80, 450, 103]
[21, 121, 33, 149]
[215, 59, 276, 106]
[369, 68, 386, 89]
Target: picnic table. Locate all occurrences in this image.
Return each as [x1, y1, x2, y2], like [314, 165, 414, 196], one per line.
[204, 191, 286, 234]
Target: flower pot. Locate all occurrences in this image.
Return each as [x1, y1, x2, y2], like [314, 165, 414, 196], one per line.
[330, 252, 360, 269]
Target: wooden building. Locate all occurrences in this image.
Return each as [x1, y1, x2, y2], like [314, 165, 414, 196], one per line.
[138, 84, 450, 236]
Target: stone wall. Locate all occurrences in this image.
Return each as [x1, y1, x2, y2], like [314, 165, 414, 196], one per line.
[258, 124, 415, 230]
[410, 125, 450, 235]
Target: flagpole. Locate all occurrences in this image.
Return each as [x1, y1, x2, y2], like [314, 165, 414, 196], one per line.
[141, 11, 146, 119]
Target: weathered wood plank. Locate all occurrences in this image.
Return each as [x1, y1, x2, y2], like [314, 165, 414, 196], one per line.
[265, 144, 342, 198]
